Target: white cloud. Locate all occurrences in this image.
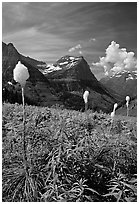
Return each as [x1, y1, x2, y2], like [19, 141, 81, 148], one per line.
[93, 41, 137, 76]
[3, 27, 72, 62]
[79, 50, 83, 55]
[90, 38, 96, 42]
[69, 47, 75, 52]
[75, 44, 82, 49]
[69, 44, 82, 52]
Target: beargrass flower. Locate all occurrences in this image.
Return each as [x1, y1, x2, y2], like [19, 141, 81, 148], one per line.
[126, 96, 130, 116]
[13, 61, 30, 173]
[110, 103, 118, 128]
[13, 61, 29, 87]
[83, 90, 89, 111]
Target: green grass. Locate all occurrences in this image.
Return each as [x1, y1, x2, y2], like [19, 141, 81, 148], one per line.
[2, 103, 137, 202]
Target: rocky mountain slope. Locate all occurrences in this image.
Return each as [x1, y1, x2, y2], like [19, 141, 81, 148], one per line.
[100, 70, 137, 99]
[42, 55, 121, 112]
[100, 70, 137, 116]
[2, 42, 60, 106]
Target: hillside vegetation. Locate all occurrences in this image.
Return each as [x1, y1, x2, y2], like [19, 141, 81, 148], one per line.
[2, 103, 137, 202]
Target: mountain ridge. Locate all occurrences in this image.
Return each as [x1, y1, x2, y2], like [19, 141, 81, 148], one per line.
[2, 42, 60, 106]
[2, 42, 129, 113]
[100, 70, 137, 99]
[43, 55, 120, 112]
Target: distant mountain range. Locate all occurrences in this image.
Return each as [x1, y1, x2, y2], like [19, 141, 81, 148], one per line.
[100, 70, 137, 116]
[2, 42, 137, 115]
[100, 70, 137, 99]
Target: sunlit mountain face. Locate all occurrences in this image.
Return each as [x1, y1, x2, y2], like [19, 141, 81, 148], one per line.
[2, 2, 137, 80]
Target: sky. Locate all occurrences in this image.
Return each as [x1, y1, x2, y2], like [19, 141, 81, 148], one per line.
[2, 1, 137, 79]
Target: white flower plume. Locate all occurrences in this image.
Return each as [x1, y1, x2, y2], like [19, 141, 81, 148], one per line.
[13, 61, 29, 87]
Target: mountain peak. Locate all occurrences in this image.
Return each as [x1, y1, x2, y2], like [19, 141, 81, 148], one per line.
[53, 55, 83, 68]
[8, 42, 14, 47]
[3, 41, 19, 54]
[2, 41, 60, 107]
[2, 42, 50, 84]
[45, 54, 118, 112]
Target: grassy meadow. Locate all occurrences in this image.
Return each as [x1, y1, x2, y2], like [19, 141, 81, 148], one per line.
[2, 103, 137, 202]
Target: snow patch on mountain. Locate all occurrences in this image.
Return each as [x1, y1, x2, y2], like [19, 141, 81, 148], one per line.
[42, 64, 62, 74]
[56, 56, 82, 69]
[132, 70, 137, 76]
[125, 73, 135, 81]
[115, 75, 122, 78]
[69, 56, 75, 60]
[39, 56, 82, 75]
[110, 70, 137, 81]
[59, 61, 69, 65]
[37, 64, 47, 68]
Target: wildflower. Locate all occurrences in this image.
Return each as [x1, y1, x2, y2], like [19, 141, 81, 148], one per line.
[13, 61, 29, 87]
[111, 103, 118, 123]
[13, 61, 30, 173]
[126, 96, 130, 116]
[8, 81, 13, 86]
[83, 90, 89, 111]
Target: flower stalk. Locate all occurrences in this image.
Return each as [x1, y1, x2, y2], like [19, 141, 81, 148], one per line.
[14, 61, 29, 174]
[126, 96, 130, 117]
[21, 87, 28, 171]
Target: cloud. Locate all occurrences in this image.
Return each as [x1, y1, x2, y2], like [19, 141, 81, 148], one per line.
[3, 2, 137, 79]
[89, 38, 96, 42]
[69, 44, 82, 52]
[93, 41, 137, 76]
[3, 27, 72, 62]
[79, 50, 83, 55]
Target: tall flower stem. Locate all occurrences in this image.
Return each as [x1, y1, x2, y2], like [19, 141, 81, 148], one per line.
[85, 102, 88, 112]
[22, 87, 28, 174]
[127, 106, 129, 117]
[22, 87, 37, 199]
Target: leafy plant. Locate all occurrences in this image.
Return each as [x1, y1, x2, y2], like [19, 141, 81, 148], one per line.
[103, 172, 137, 202]
[2, 103, 137, 202]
